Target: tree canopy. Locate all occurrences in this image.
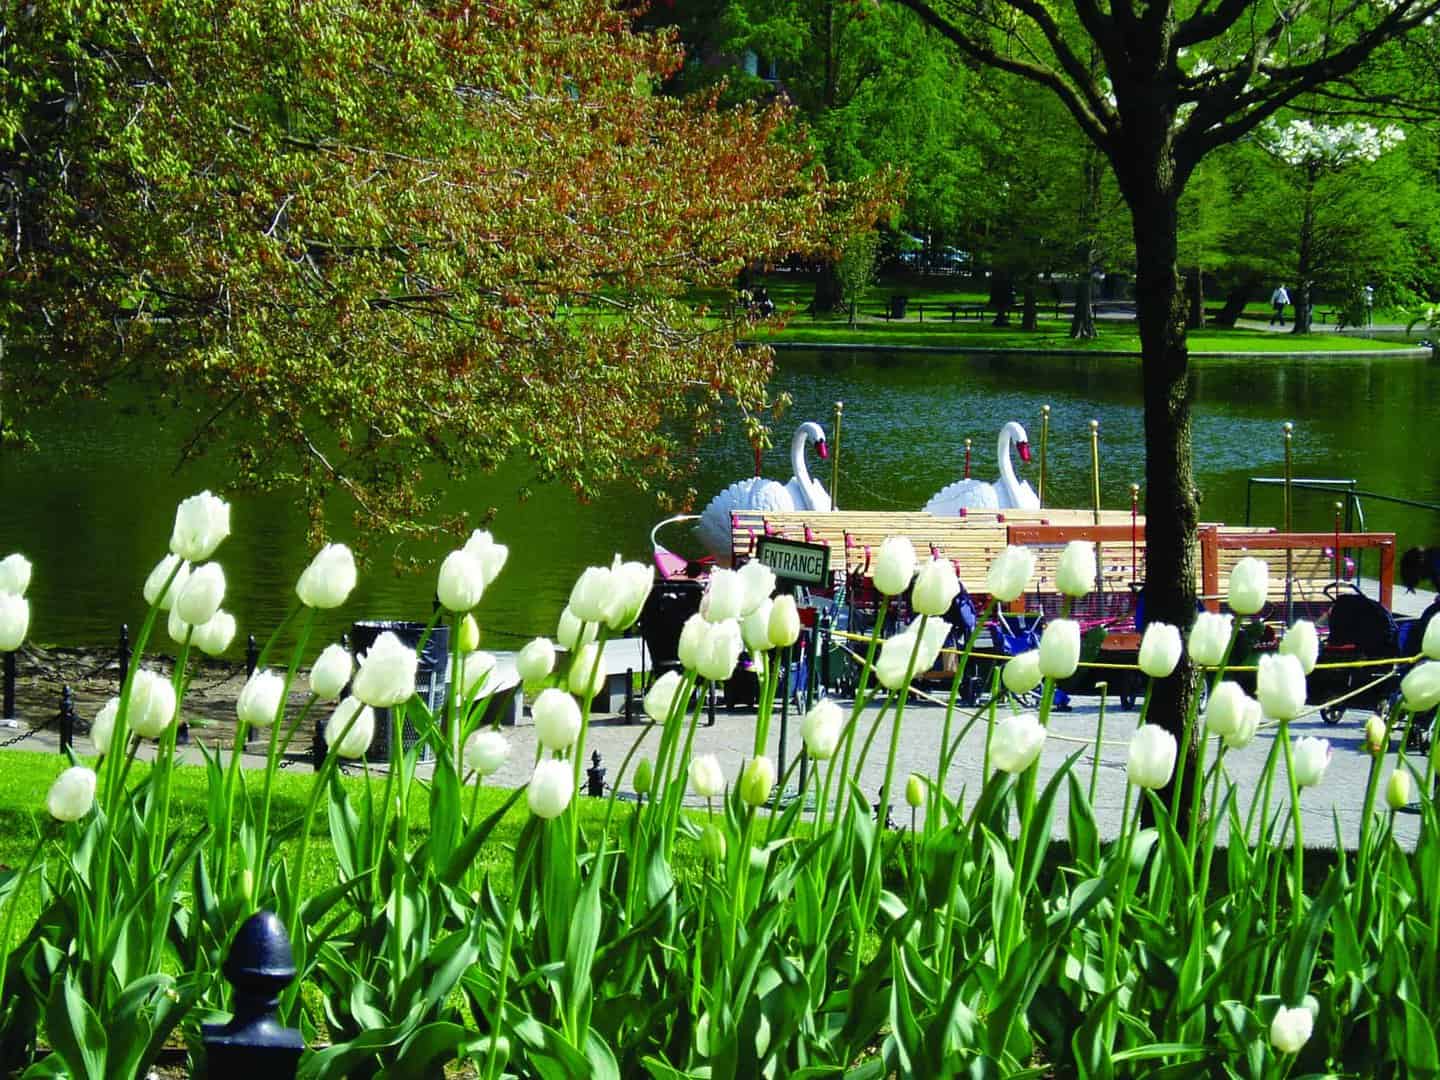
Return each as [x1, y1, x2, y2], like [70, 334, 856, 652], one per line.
[1, 0, 882, 538]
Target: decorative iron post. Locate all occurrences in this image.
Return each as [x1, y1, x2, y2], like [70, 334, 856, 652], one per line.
[202, 910, 305, 1077]
[586, 750, 606, 797]
[59, 686, 75, 754]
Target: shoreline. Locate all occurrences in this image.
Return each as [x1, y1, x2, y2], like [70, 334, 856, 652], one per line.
[762, 339, 1433, 359]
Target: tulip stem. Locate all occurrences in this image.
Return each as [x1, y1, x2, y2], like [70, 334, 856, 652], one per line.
[875, 618, 927, 856]
[1278, 718, 1306, 920]
[836, 601, 891, 829]
[1194, 746, 1227, 921]
[1089, 688, 1108, 806]
[254, 611, 315, 889]
[1103, 782, 1139, 1049]
[569, 625, 607, 856]
[932, 601, 994, 830]
[485, 834, 537, 1080]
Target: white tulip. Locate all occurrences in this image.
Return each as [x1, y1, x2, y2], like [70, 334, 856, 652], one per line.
[677, 612, 707, 672]
[175, 562, 226, 626]
[46, 766, 97, 822]
[1127, 724, 1177, 789]
[516, 637, 556, 685]
[143, 553, 190, 611]
[689, 753, 726, 798]
[1401, 661, 1440, 712]
[454, 651, 496, 700]
[129, 669, 177, 738]
[1188, 611, 1233, 667]
[605, 556, 653, 631]
[986, 546, 1035, 603]
[876, 620, 943, 691]
[91, 696, 120, 755]
[1205, 681, 1249, 738]
[1424, 615, 1440, 661]
[1386, 768, 1412, 810]
[990, 712, 1046, 774]
[556, 605, 597, 652]
[569, 564, 615, 623]
[736, 560, 776, 616]
[1038, 618, 1081, 679]
[1292, 736, 1332, 788]
[768, 595, 802, 648]
[170, 490, 231, 563]
[1223, 697, 1262, 750]
[0, 553, 32, 596]
[168, 606, 193, 647]
[296, 544, 357, 610]
[1002, 650, 1043, 695]
[1364, 713, 1388, 755]
[533, 688, 583, 750]
[1269, 1005, 1314, 1055]
[1256, 653, 1307, 721]
[695, 619, 743, 683]
[351, 631, 418, 708]
[913, 557, 960, 617]
[464, 729, 510, 777]
[873, 536, 917, 597]
[1056, 541, 1097, 598]
[741, 598, 775, 653]
[568, 641, 606, 701]
[325, 696, 375, 758]
[0, 592, 29, 652]
[740, 756, 776, 807]
[236, 669, 286, 729]
[644, 670, 687, 723]
[527, 759, 574, 818]
[1278, 620, 1319, 675]
[457, 613, 482, 653]
[1228, 556, 1269, 616]
[192, 610, 236, 657]
[309, 644, 353, 701]
[800, 698, 843, 760]
[702, 568, 744, 623]
[1137, 622, 1182, 678]
[436, 549, 486, 612]
[462, 530, 509, 586]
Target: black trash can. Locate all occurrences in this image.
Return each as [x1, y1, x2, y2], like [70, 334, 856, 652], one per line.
[889, 294, 909, 320]
[349, 620, 449, 762]
[640, 578, 704, 677]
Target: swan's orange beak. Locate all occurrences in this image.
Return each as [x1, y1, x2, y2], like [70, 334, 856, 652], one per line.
[1017, 440, 1032, 463]
[817, 439, 830, 460]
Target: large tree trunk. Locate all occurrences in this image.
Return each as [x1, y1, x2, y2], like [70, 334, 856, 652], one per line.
[988, 269, 1014, 326]
[1186, 268, 1205, 329]
[1071, 271, 1097, 338]
[1021, 280, 1039, 331]
[811, 263, 844, 315]
[1214, 280, 1257, 327]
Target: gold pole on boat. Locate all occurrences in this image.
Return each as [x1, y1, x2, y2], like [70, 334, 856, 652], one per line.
[1089, 419, 1101, 525]
[831, 400, 844, 511]
[1283, 421, 1294, 622]
[1333, 501, 1344, 584]
[964, 437, 972, 480]
[1130, 483, 1141, 586]
[1039, 404, 1051, 507]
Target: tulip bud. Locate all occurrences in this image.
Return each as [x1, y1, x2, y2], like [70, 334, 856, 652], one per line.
[0, 553, 32, 596]
[736, 560, 776, 616]
[129, 668, 177, 738]
[644, 670, 687, 723]
[516, 637, 556, 685]
[143, 554, 190, 611]
[527, 759, 574, 819]
[557, 606, 597, 652]
[905, 774, 925, 809]
[533, 688, 582, 750]
[695, 619, 743, 683]
[462, 530, 509, 586]
[768, 595, 802, 648]
[1137, 622, 1182, 678]
[91, 696, 119, 755]
[1364, 713, 1388, 755]
[1002, 651, 1044, 696]
[455, 651, 496, 700]
[605, 557, 654, 631]
[457, 613, 482, 654]
[1038, 618, 1081, 679]
[325, 696, 375, 758]
[741, 598, 775, 653]
[1401, 661, 1440, 712]
[991, 711, 1047, 773]
[192, 610, 236, 657]
[1205, 681, 1249, 738]
[296, 544, 357, 610]
[1278, 620, 1319, 675]
[1228, 556, 1269, 616]
[912, 557, 960, 617]
[873, 536, 917, 596]
[437, 549, 487, 612]
[175, 561, 226, 626]
[310, 644, 353, 701]
[0, 593, 30, 652]
[236, 669, 286, 729]
[986, 546, 1035, 603]
[1256, 653, 1307, 721]
[689, 753, 725, 798]
[800, 698, 843, 760]
[1269, 1005, 1314, 1055]
[170, 490, 231, 563]
[1127, 724, 1177, 789]
[463, 729, 510, 777]
[1292, 736, 1331, 788]
[677, 612, 707, 671]
[700, 823, 727, 863]
[1188, 612, 1233, 667]
[567, 641, 605, 701]
[1386, 767, 1412, 810]
[1056, 541, 1097, 598]
[740, 756, 776, 807]
[700, 568, 742, 624]
[352, 632, 418, 708]
[569, 564, 615, 623]
[632, 757, 654, 795]
[46, 766, 97, 822]
[1425, 615, 1440, 662]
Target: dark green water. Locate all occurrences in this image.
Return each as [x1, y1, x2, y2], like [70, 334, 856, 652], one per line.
[3, 349, 1437, 650]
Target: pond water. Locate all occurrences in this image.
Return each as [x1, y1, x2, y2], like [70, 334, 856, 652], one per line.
[4, 348, 1438, 651]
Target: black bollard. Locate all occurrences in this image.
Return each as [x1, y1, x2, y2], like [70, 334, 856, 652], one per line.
[202, 910, 305, 1077]
[3, 650, 14, 722]
[707, 681, 716, 728]
[586, 750, 606, 797]
[244, 634, 259, 745]
[119, 623, 130, 681]
[59, 686, 75, 754]
[624, 667, 634, 723]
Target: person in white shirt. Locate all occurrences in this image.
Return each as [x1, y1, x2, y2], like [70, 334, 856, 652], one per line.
[1270, 284, 1290, 326]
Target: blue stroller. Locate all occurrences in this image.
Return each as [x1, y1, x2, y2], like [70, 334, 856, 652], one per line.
[989, 611, 1071, 710]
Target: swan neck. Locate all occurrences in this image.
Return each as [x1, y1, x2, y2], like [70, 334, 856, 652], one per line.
[792, 428, 813, 509]
[997, 426, 1020, 500]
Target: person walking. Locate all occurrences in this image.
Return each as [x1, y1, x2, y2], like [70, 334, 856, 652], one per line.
[1270, 283, 1290, 326]
[1364, 284, 1375, 327]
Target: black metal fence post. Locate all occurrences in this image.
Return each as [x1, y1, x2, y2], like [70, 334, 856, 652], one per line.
[586, 751, 606, 797]
[244, 634, 259, 745]
[202, 910, 304, 1077]
[58, 686, 74, 754]
[2, 650, 14, 722]
[118, 623, 130, 683]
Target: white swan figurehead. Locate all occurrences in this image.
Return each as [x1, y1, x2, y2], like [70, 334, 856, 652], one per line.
[925, 420, 1039, 515]
[694, 421, 832, 564]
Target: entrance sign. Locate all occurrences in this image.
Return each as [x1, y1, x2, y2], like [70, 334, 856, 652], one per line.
[754, 537, 830, 585]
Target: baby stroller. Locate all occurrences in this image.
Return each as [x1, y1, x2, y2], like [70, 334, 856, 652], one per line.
[1311, 582, 1406, 726]
[989, 612, 1071, 711]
